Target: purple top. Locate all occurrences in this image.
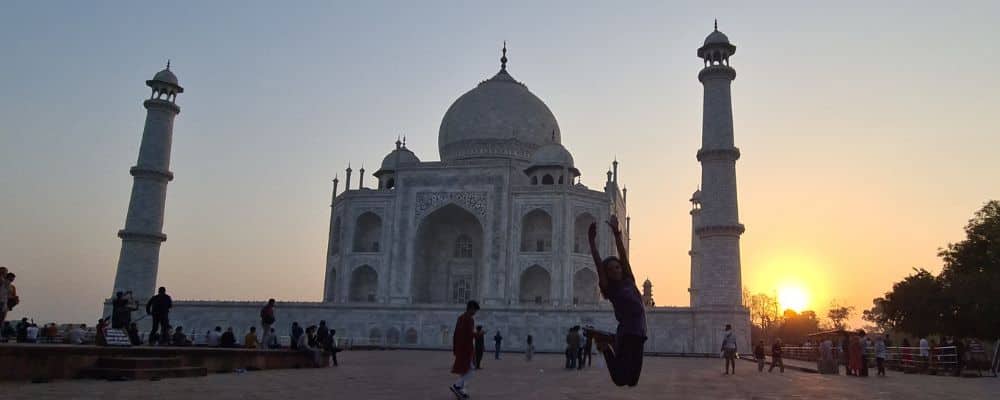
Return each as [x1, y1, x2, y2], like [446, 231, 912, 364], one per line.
[605, 278, 647, 338]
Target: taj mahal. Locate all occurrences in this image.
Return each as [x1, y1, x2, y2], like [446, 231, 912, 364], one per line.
[108, 24, 750, 354]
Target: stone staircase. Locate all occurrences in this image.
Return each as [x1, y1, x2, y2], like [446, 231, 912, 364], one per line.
[80, 356, 207, 380]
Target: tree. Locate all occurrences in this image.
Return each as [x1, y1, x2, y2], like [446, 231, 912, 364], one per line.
[775, 309, 821, 345]
[826, 301, 855, 330]
[865, 201, 1000, 339]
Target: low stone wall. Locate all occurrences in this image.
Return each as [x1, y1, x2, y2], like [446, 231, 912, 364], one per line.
[161, 301, 749, 355]
[0, 344, 325, 382]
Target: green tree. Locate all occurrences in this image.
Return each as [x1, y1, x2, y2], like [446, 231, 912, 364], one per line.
[937, 200, 1000, 338]
[867, 269, 945, 337]
[775, 309, 821, 344]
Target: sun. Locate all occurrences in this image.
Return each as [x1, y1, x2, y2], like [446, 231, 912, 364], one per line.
[777, 285, 809, 313]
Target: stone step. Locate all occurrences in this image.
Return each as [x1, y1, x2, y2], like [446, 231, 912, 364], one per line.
[97, 357, 183, 369]
[79, 366, 207, 380]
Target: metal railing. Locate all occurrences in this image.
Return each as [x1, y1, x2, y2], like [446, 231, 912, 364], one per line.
[779, 345, 965, 374]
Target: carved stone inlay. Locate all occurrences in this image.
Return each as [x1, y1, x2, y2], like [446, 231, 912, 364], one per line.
[415, 191, 488, 220]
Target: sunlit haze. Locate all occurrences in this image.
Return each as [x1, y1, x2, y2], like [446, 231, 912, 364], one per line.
[1, 1, 998, 329]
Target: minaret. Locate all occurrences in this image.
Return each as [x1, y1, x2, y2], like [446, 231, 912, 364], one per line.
[111, 63, 183, 298]
[358, 165, 366, 189]
[692, 22, 745, 307]
[642, 278, 655, 307]
[345, 164, 353, 191]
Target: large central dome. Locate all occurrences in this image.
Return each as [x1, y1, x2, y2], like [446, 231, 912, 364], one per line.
[438, 54, 561, 162]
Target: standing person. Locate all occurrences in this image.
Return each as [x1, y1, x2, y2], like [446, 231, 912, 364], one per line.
[493, 330, 503, 360]
[5, 272, 18, 312]
[584, 216, 647, 387]
[245, 326, 260, 349]
[450, 300, 480, 399]
[919, 337, 930, 371]
[328, 329, 341, 366]
[848, 335, 862, 376]
[111, 291, 129, 329]
[566, 327, 580, 369]
[95, 318, 108, 346]
[525, 334, 534, 361]
[473, 326, 486, 369]
[267, 328, 280, 349]
[259, 299, 276, 349]
[859, 330, 870, 377]
[577, 326, 586, 370]
[296, 326, 323, 367]
[769, 338, 785, 373]
[875, 335, 888, 377]
[317, 321, 330, 352]
[127, 322, 141, 345]
[290, 322, 303, 350]
[754, 340, 766, 372]
[583, 328, 594, 367]
[722, 325, 739, 374]
[0, 267, 11, 324]
[145, 286, 172, 345]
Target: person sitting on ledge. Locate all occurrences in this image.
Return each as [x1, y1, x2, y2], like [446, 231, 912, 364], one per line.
[172, 326, 191, 346]
[68, 324, 86, 345]
[244, 326, 260, 349]
[585, 215, 647, 387]
[208, 326, 222, 347]
[220, 326, 238, 348]
[266, 328, 280, 349]
[297, 325, 324, 367]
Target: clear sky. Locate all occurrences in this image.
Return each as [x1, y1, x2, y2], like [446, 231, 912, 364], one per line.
[2, 1, 998, 327]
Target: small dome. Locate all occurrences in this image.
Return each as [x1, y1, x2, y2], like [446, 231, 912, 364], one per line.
[152, 68, 178, 86]
[704, 30, 730, 46]
[529, 143, 574, 168]
[377, 145, 420, 174]
[690, 189, 702, 202]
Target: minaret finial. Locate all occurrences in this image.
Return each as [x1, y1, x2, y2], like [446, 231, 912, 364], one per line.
[500, 41, 508, 72]
[714, 19, 718, 31]
[166, 59, 171, 70]
[396, 135, 402, 149]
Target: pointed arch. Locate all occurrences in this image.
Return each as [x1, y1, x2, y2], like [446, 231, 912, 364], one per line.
[573, 268, 599, 305]
[353, 212, 383, 252]
[519, 265, 551, 305]
[521, 209, 552, 252]
[573, 212, 597, 254]
[413, 204, 484, 304]
[349, 265, 378, 302]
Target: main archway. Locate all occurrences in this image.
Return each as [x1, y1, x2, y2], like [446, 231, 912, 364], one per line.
[412, 204, 484, 304]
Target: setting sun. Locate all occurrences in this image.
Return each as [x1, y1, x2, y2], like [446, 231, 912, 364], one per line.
[777, 286, 809, 313]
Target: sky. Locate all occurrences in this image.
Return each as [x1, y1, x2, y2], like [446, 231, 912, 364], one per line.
[1, 1, 998, 328]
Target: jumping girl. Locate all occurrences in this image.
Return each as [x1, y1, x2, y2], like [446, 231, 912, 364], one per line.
[586, 215, 647, 387]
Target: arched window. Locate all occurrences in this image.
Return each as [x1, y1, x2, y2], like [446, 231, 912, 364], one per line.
[353, 212, 383, 252]
[542, 174, 554, 185]
[520, 209, 553, 252]
[404, 328, 419, 345]
[573, 268, 599, 305]
[573, 213, 596, 254]
[519, 265, 551, 305]
[386, 178, 395, 190]
[452, 279, 471, 304]
[330, 217, 342, 255]
[454, 235, 473, 258]
[349, 265, 378, 302]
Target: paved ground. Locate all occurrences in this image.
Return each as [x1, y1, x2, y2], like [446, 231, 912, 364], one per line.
[2, 350, 996, 399]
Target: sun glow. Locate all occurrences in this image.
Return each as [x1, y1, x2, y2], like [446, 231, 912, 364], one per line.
[777, 285, 809, 313]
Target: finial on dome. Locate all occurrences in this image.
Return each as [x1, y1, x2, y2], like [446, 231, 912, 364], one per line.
[166, 59, 171, 70]
[714, 19, 718, 31]
[395, 135, 402, 149]
[500, 41, 508, 72]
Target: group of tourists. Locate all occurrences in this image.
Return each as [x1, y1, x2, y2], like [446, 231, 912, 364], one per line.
[449, 216, 648, 399]
[565, 325, 594, 370]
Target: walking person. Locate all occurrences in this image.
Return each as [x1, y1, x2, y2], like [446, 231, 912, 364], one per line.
[769, 338, 785, 373]
[754, 340, 766, 372]
[473, 326, 486, 369]
[493, 330, 503, 360]
[259, 299, 276, 349]
[450, 300, 480, 399]
[566, 326, 580, 369]
[525, 334, 534, 361]
[875, 335, 888, 377]
[583, 216, 647, 387]
[145, 286, 172, 345]
[722, 324, 739, 374]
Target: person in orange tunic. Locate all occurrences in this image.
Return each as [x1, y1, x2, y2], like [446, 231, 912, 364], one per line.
[450, 300, 480, 399]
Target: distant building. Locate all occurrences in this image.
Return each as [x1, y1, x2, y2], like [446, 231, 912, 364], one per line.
[642, 279, 655, 308]
[109, 25, 750, 354]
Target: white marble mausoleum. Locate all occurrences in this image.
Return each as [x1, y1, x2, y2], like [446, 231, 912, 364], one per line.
[109, 26, 751, 354]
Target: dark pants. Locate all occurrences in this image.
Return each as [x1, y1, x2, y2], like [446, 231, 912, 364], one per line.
[577, 347, 585, 369]
[860, 357, 869, 376]
[769, 356, 784, 372]
[475, 348, 484, 369]
[494, 343, 501, 359]
[566, 349, 577, 369]
[149, 314, 169, 345]
[876, 357, 885, 376]
[601, 334, 645, 387]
